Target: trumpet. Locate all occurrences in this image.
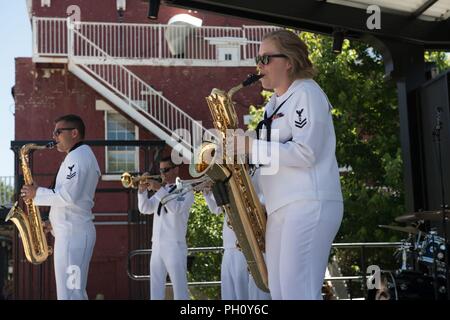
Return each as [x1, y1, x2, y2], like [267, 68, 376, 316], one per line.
[120, 172, 162, 189]
[160, 176, 213, 205]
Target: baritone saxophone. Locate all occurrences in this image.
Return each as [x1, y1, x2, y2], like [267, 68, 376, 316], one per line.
[190, 74, 270, 292]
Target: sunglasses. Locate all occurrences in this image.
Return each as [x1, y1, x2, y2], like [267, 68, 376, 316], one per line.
[160, 166, 176, 174]
[53, 128, 75, 136]
[255, 54, 288, 65]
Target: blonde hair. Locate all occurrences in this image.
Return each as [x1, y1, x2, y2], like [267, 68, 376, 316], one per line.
[262, 29, 317, 79]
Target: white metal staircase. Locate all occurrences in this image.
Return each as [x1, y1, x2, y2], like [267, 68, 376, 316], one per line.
[68, 24, 206, 157]
[32, 17, 279, 158]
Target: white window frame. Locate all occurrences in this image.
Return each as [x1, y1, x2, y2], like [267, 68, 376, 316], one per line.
[102, 110, 139, 181]
[218, 47, 239, 62]
[205, 37, 246, 63]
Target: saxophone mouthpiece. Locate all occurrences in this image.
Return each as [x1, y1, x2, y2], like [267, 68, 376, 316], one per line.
[46, 141, 58, 149]
[242, 74, 263, 87]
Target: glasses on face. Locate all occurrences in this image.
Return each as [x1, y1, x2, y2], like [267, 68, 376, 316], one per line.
[255, 54, 288, 65]
[159, 166, 176, 174]
[53, 128, 75, 137]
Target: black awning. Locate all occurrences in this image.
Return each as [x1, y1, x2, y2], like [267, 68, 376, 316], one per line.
[164, 0, 450, 49]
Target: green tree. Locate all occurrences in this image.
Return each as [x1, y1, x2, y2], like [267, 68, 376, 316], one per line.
[425, 51, 450, 73]
[186, 193, 223, 299]
[0, 181, 14, 207]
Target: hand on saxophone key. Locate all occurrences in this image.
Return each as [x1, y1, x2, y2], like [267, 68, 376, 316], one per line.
[21, 183, 38, 201]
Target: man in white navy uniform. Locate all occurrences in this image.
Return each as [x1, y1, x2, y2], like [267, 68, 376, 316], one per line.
[231, 30, 343, 300]
[21, 114, 100, 300]
[203, 182, 271, 300]
[137, 157, 194, 300]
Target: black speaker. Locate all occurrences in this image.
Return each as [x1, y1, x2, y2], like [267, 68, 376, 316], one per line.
[418, 71, 450, 213]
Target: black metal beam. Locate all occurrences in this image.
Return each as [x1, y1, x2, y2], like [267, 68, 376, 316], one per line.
[410, 0, 439, 19]
[164, 0, 450, 49]
[11, 140, 165, 148]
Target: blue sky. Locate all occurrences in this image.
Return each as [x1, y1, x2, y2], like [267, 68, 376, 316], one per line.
[0, 1, 31, 177]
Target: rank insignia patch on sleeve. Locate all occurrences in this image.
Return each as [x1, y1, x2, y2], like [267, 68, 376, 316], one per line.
[294, 109, 307, 128]
[66, 164, 76, 179]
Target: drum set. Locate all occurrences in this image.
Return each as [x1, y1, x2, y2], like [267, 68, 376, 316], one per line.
[368, 209, 450, 300]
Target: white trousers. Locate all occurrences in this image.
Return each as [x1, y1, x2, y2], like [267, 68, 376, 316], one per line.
[150, 241, 189, 300]
[221, 248, 249, 300]
[53, 222, 96, 300]
[266, 200, 343, 300]
[248, 274, 272, 300]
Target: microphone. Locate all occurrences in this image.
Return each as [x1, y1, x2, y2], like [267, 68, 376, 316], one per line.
[435, 107, 442, 131]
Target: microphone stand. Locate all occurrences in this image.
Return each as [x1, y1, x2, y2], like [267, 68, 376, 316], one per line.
[432, 107, 450, 300]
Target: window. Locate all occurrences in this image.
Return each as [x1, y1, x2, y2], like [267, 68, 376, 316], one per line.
[218, 47, 239, 62]
[105, 112, 138, 173]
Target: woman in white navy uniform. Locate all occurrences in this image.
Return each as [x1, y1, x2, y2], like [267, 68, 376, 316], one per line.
[138, 157, 194, 300]
[203, 184, 271, 300]
[21, 114, 100, 300]
[234, 30, 343, 299]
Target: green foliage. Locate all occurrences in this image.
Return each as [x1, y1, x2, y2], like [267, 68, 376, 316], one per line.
[0, 181, 13, 206]
[186, 192, 223, 299]
[425, 51, 450, 73]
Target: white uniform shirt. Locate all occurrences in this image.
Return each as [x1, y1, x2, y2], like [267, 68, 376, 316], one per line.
[251, 79, 343, 214]
[138, 186, 194, 244]
[34, 144, 101, 227]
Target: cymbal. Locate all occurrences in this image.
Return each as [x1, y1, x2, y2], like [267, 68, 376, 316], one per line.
[395, 210, 450, 223]
[378, 224, 422, 235]
[395, 214, 418, 223]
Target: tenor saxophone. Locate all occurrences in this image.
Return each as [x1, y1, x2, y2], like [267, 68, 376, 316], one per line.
[190, 74, 270, 292]
[6, 142, 56, 264]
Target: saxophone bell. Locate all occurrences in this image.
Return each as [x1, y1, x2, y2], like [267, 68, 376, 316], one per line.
[190, 142, 221, 178]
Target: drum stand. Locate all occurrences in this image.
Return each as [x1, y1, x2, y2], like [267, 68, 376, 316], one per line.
[432, 107, 450, 300]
